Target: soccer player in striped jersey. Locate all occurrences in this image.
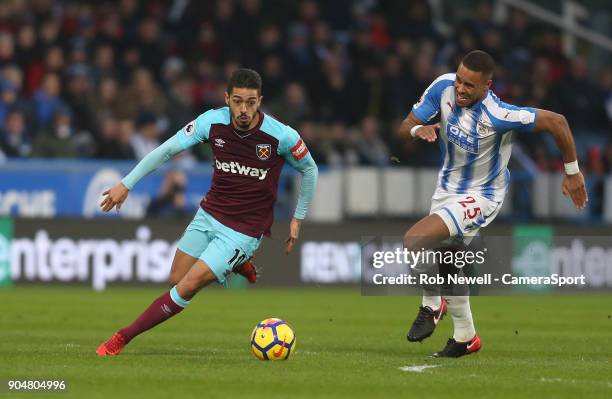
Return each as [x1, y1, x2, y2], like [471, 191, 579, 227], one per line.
[398, 50, 587, 357]
[96, 69, 318, 356]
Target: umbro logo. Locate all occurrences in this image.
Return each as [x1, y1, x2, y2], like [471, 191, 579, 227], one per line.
[214, 138, 226, 147]
[161, 304, 172, 315]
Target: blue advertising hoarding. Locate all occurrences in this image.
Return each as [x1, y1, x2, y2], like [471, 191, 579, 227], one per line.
[0, 160, 296, 219]
[0, 160, 211, 218]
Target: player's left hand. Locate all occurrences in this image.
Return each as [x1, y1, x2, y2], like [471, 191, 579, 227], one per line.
[285, 218, 302, 255]
[562, 172, 588, 209]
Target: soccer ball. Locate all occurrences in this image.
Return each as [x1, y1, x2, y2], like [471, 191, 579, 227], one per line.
[250, 318, 296, 360]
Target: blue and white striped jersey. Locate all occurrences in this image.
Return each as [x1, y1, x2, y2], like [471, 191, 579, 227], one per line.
[412, 73, 538, 203]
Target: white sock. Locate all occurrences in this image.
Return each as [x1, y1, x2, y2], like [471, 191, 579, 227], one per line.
[422, 295, 442, 310]
[446, 295, 476, 342]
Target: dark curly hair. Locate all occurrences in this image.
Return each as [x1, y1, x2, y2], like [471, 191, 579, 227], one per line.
[227, 68, 263, 95]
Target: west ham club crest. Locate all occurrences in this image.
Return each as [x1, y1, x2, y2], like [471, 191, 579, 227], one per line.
[256, 144, 271, 160]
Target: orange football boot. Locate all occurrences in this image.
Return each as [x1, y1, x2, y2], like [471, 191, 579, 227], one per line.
[96, 333, 126, 356]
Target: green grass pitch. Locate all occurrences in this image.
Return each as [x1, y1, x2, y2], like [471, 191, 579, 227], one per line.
[1, 286, 611, 398]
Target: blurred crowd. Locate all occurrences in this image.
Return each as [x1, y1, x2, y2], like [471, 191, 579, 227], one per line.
[0, 0, 611, 174]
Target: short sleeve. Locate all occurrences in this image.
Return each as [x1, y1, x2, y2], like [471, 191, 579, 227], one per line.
[411, 73, 455, 123]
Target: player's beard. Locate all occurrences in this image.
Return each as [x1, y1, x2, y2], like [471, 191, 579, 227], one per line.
[233, 112, 253, 130]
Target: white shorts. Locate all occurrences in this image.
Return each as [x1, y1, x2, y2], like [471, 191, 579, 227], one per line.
[430, 192, 502, 242]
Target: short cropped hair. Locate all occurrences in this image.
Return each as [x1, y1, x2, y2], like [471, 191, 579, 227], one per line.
[461, 50, 495, 79]
[227, 68, 262, 95]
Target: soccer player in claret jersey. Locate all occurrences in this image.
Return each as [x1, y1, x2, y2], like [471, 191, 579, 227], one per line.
[96, 69, 318, 356]
[398, 50, 587, 358]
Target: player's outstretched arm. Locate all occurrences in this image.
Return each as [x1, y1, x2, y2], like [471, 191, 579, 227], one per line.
[398, 112, 439, 143]
[533, 109, 588, 209]
[99, 134, 185, 213]
[99, 111, 216, 212]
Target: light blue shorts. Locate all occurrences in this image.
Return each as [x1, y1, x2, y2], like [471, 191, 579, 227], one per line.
[177, 208, 263, 284]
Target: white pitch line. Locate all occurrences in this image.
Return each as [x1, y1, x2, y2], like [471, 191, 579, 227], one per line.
[539, 377, 612, 388]
[399, 364, 440, 373]
[539, 378, 566, 383]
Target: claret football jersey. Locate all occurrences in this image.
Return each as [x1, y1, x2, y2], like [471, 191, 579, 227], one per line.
[176, 107, 310, 238]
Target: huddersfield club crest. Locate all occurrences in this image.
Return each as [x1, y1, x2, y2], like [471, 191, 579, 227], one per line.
[256, 144, 272, 160]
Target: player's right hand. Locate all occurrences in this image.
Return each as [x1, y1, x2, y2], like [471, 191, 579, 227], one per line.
[562, 172, 588, 209]
[100, 182, 129, 212]
[414, 123, 439, 143]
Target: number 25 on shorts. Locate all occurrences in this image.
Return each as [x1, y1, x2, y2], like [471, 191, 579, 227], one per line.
[458, 196, 481, 220]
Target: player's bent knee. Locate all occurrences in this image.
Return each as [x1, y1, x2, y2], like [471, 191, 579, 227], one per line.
[168, 249, 198, 286]
[176, 260, 217, 299]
